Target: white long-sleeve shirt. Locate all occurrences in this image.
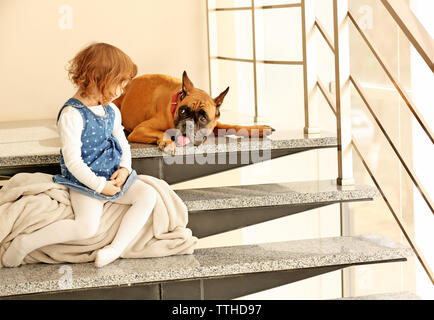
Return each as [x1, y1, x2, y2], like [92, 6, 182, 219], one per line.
[57, 103, 132, 194]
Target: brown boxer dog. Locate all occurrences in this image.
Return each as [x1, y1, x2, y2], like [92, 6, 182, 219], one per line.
[113, 71, 275, 155]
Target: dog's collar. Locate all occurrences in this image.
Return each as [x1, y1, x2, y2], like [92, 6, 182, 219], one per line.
[170, 90, 183, 119]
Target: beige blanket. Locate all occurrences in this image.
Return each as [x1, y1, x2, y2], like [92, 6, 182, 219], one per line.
[0, 172, 198, 267]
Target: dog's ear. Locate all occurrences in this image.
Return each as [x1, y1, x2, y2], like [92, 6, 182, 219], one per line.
[182, 71, 194, 97]
[214, 87, 230, 108]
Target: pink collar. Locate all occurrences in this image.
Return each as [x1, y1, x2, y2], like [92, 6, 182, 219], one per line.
[170, 90, 183, 119]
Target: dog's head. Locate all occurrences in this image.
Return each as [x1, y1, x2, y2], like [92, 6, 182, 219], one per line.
[173, 71, 229, 146]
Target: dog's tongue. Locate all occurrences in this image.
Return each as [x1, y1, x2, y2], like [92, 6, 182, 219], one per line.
[176, 135, 190, 146]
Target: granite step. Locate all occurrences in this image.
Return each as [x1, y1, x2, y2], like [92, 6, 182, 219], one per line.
[179, 180, 379, 238]
[0, 235, 413, 299]
[335, 291, 422, 300]
[0, 119, 337, 184]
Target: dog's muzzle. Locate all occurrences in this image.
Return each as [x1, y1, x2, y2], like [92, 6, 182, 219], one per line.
[173, 119, 209, 146]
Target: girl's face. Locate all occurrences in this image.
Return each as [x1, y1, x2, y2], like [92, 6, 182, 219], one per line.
[112, 80, 130, 101]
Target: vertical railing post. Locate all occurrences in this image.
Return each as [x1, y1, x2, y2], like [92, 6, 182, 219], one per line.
[333, 0, 354, 186]
[301, 0, 320, 134]
[205, 0, 212, 95]
[333, 0, 354, 299]
[251, 0, 259, 123]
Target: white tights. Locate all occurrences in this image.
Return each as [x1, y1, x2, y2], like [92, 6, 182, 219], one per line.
[2, 179, 157, 268]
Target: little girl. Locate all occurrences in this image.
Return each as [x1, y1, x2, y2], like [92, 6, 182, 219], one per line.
[2, 42, 157, 268]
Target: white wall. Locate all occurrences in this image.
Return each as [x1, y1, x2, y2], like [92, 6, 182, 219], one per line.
[410, 0, 434, 300]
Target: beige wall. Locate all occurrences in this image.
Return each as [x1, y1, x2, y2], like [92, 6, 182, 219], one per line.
[0, 0, 209, 122]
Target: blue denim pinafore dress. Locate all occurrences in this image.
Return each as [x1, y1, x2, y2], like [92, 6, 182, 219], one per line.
[52, 98, 138, 200]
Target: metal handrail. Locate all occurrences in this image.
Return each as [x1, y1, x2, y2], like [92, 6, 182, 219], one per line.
[316, 77, 434, 284]
[380, 0, 434, 73]
[315, 9, 434, 144]
[314, 19, 334, 53]
[350, 75, 433, 215]
[351, 139, 434, 284]
[210, 56, 304, 65]
[210, 3, 301, 12]
[348, 10, 434, 145]
[315, 8, 434, 215]
[251, 0, 259, 123]
[313, 1, 434, 285]
[207, 0, 433, 287]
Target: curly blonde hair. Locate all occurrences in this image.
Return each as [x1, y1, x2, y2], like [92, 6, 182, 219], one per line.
[67, 42, 137, 105]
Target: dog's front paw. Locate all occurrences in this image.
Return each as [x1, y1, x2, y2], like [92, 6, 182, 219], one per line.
[251, 125, 275, 137]
[158, 139, 177, 155]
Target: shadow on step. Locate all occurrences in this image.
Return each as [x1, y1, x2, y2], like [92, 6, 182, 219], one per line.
[188, 202, 333, 238]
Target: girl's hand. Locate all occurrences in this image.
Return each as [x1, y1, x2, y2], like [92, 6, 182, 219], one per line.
[101, 180, 121, 196]
[110, 167, 129, 188]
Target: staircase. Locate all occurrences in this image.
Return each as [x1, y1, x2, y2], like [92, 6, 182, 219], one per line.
[0, 235, 412, 300]
[0, 119, 414, 299]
